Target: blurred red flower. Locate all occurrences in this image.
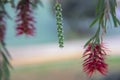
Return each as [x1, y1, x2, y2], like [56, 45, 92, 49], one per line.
[0, 12, 6, 41]
[16, 0, 35, 36]
[83, 43, 108, 77]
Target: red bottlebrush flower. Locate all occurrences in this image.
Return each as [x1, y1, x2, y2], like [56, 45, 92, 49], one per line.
[16, 0, 35, 36]
[0, 12, 6, 41]
[83, 43, 108, 77]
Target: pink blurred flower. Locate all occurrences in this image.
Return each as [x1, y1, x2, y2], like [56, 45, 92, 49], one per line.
[16, 0, 35, 36]
[0, 13, 6, 41]
[83, 43, 108, 77]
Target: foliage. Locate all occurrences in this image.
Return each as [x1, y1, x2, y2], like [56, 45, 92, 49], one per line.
[83, 0, 120, 77]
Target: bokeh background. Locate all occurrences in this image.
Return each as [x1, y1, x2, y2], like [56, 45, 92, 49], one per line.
[4, 0, 120, 80]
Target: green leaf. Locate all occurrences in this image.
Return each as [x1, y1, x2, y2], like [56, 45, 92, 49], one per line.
[84, 38, 93, 48]
[0, 69, 2, 80]
[99, 13, 104, 23]
[111, 14, 118, 27]
[1, 52, 10, 66]
[96, 0, 101, 15]
[96, 0, 104, 15]
[3, 61, 10, 80]
[116, 18, 120, 26]
[110, 0, 116, 14]
[89, 15, 100, 28]
[0, 51, 12, 68]
[0, 42, 11, 59]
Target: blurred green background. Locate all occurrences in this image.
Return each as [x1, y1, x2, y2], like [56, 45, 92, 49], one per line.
[11, 56, 120, 80]
[4, 0, 120, 80]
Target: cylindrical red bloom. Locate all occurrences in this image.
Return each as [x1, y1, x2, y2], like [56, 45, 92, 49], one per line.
[0, 12, 6, 41]
[16, 0, 35, 36]
[83, 43, 108, 77]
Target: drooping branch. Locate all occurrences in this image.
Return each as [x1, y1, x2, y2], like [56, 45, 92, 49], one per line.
[0, 4, 11, 80]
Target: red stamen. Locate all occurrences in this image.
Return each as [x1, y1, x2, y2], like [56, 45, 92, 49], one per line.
[16, 0, 35, 36]
[83, 43, 108, 77]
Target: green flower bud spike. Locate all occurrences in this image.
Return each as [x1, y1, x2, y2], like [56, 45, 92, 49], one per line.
[55, 0, 64, 48]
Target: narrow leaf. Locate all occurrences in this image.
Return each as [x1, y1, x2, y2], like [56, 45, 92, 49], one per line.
[84, 38, 93, 48]
[89, 15, 100, 28]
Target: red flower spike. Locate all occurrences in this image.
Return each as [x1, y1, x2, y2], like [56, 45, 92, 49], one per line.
[83, 43, 108, 77]
[0, 13, 6, 41]
[16, 0, 35, 36]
